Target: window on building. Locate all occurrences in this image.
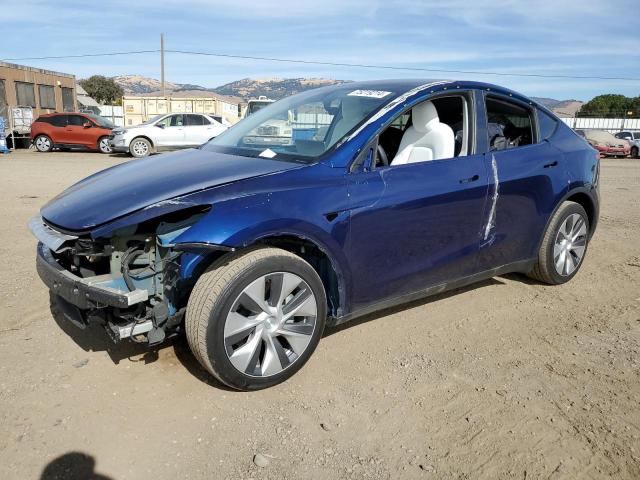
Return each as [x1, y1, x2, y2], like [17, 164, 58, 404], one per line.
[0, 79, 7, 119]
[61, 87, 75, 112]
[16, 82, 36, 107]
[39, 85, 56, 109]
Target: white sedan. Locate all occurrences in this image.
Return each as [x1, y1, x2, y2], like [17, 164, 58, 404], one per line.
[110, 113, 228, 158]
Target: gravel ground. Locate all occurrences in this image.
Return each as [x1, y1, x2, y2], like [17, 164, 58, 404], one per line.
[0, 149, 639, 480]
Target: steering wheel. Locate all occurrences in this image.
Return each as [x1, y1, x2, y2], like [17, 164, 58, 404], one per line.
[376, 144, 389, 167]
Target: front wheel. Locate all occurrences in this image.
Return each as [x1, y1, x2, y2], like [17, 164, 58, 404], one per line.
[186, 247, 327, 391]
[528, 201, 590, 284]
[98, 136, 112, 154]
[631, 146, 638, 158]
[34, 135, 53, 152]
[129, 137, 152, 158]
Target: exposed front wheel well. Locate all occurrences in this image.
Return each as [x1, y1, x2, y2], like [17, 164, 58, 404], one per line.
[256, 236, 342, 317]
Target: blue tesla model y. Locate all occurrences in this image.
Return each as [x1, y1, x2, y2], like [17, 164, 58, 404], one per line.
[30, 80, 599, 390]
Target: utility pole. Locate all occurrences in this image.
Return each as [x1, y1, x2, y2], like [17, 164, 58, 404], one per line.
[160, 33, 165, 98]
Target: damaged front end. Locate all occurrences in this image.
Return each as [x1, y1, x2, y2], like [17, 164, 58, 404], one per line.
[30, 207, 214, 346]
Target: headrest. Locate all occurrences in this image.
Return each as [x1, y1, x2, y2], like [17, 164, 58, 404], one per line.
[412, 101, 439, 133]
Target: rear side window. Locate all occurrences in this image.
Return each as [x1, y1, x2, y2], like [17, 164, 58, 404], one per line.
[50, 115, 67, 127]
[485, 96, 534, 151]
[68, 115, 87, 126]
[537, 110, 558, 140]
[16, 82, 36, 107]
[186, 114, 204, 126]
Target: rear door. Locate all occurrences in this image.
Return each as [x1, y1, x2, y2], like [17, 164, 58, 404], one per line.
[474, 94, 569, 271]
[44, 115, 68, 143]
[184, 114, 210, 145]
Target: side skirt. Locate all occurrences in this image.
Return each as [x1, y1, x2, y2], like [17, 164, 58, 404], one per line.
[328, 259, 535, 327]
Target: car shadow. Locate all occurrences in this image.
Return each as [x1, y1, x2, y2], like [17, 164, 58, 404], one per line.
[323, 277, 505, 337]
[40, 451, 113, 480]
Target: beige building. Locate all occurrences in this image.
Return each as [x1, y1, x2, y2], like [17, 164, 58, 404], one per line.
[0, 61, 77, 125]
[123, 90, 243, 127]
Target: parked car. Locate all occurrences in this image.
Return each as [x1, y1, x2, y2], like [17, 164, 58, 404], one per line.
[109, 113, 227, 158]
[614, 131, 640, 158]
[31, 112, 114, 153]
[29, 80, 599, 390]
[580, 129, 630, 157]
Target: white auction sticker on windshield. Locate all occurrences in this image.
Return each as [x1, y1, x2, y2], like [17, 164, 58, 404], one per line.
[258, 148, 277, 158]
[348, 90, 392, 99]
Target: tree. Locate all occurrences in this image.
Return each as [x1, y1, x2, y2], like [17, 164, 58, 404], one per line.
[578, 94, 640, 118]
[79, 75, 124, 105]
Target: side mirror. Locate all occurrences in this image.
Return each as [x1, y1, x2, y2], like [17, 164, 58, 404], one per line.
[83, 122, 92, 128]
[156, 123, 165, 129]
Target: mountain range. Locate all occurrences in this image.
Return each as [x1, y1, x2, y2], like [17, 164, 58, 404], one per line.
[111, 75, 582, 115]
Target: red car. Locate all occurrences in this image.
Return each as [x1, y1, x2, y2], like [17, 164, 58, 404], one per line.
[577, 129, 630, 158]
[31, 112, 114, 154]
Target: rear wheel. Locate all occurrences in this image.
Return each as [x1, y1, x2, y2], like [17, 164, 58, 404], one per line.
[186, 247, 326, 391]
[528, 201, 589, 284]
[130, 137, 151, 158]
[98, 136, 112, 154]
[34, 135, 52, 152]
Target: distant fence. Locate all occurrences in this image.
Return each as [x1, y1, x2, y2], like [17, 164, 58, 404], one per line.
[560, 117, 640, 133]
[98, 105, 124, 127]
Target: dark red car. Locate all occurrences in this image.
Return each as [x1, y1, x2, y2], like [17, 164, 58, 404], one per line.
[31, 112, 114, 154]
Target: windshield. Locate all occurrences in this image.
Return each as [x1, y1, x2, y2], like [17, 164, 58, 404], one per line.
[203, 85, 397, 162]
[142, 114, 165, 125]
[85, 113, 114, 128]
[247, 101, 273, 116]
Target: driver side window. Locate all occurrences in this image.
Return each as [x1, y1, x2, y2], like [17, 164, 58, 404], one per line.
[373, 95, 469, 168]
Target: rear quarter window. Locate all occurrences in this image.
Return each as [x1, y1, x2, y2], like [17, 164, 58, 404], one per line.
[537, 110, 558, 140]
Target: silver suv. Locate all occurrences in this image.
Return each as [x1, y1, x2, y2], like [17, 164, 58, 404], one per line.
[615, 131, 640, 158]
[110, 113, 227, 158]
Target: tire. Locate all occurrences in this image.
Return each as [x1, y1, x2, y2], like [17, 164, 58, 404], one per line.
[631, 146, 638, 158]
[98, 136, 112, 154]
[34, 135, 53, 152]
[528, 201, 590, 284]
[129, 137, 152, 158]
[186, 246, 327, 391]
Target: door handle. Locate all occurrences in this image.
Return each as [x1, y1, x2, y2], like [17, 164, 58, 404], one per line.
[544, 160, 558, 168]
[459, 174, 479, 184]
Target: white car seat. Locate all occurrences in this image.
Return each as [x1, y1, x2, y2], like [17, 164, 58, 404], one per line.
[391, 101, 455, 165]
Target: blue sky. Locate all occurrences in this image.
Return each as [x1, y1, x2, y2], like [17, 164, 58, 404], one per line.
[3, 0, 639, 101]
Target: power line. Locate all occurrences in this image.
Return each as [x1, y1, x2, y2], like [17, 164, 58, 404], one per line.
[3, 49, 640, 82]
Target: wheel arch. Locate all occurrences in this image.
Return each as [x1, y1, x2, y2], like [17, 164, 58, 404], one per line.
[129, 135, 155, 150]
[179, 233, 348, 319]
[536, 186, 598, 253]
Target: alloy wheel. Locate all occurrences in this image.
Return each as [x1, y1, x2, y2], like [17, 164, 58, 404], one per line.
[131, 140, 149, 156]
[99, 138, 112, 153]
[36, 136, 51, 152]
[224, 272, 318, 377]
[553, 213, 587, 276]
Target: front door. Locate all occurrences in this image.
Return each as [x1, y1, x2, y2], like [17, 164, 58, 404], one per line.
[347, 151, 489, 311]
[155, 114, 186, 147]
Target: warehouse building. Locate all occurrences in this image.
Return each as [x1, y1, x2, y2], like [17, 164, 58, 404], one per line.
[0, 61, 77, 141]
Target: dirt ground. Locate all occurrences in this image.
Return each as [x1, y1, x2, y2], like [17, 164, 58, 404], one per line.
[0, 149, 639, 480]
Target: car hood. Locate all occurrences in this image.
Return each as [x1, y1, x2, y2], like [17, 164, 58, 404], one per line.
[41, 148, 302, 231]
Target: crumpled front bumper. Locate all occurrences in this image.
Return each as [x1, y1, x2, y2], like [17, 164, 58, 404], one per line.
[36, 242, 148, 310]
